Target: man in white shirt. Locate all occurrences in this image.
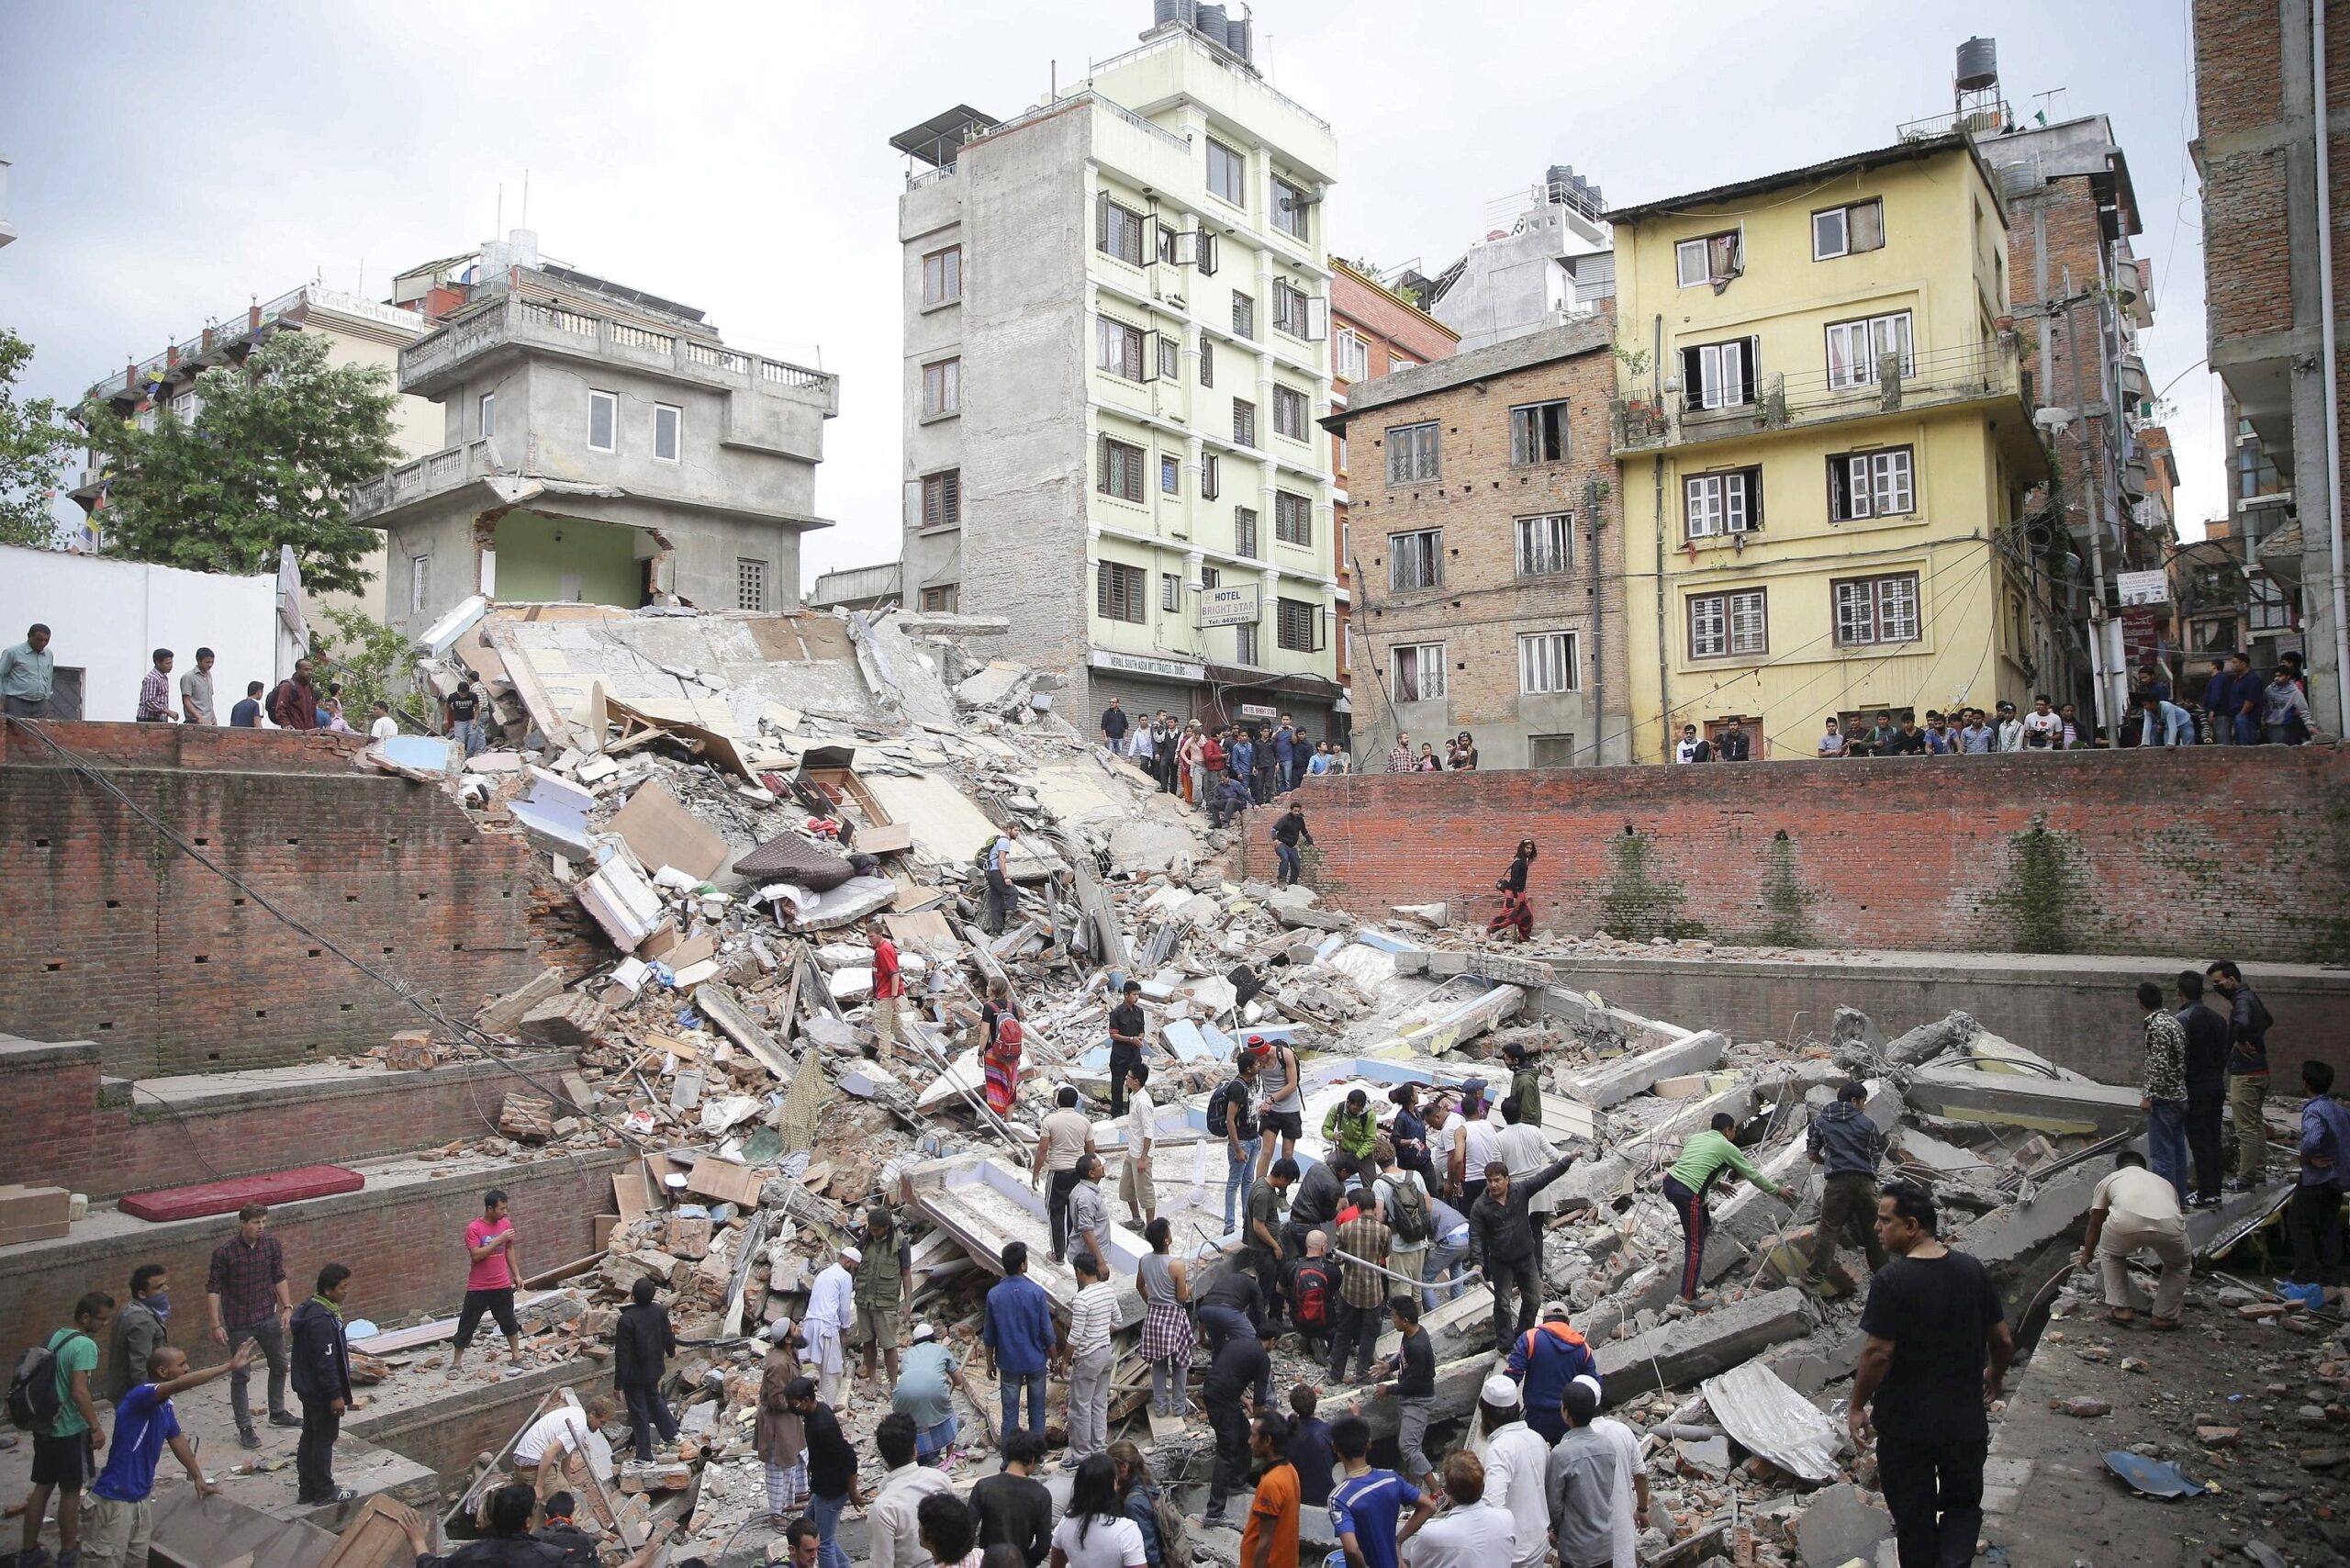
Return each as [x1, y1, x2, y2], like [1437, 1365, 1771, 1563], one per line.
[1122, 1063, 1157, 1226]
[865, 1411, 956, 1568]
[1473, 1375, 1551, 1568]
[803, 1249, 858, 1407]
[1429, 1092, 1470, 1204]
[1492, 1105, 1560, 1217]
[368, 701, 398, 743]
[1060, 1253, 1120, 1463]
[2076, 1149, 2190, 1327]
[2020, 694, 2065, 751]
[514, 1394, 617, 1490]
[1461, 1105, 1501, 1207]
[1401, 1450, 1516, 1568]
[1575, 1376, 1647, 1568]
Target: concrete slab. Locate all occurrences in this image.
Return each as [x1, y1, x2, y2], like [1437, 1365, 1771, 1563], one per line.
[1792, 1482, 1896, 1568]
[1952, 1157, 2107, 1297]
[1905, 1063, 2142, 1137]
[1593, 1287, 1814, 1404]
[1567, 1030, 1728, 1108]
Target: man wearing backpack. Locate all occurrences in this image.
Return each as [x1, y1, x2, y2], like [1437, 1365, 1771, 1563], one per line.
[1212, 1054, 1264, 1233]
[978, 823, 1021, 937]
[1281, 1231, 1337, 1361]
[14, 1291, 113, 1568]
[1374, 1144, 1433, 1299]
[1505, 1305, 1598, 1444]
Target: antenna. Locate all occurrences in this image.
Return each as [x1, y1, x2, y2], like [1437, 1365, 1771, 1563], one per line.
[520, 170, 530, 231]
[496, 183, 503, 240]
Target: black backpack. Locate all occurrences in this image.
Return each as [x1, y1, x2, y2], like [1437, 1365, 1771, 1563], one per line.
[7, 1332, 84, 1433]
[1382, 1176, 1430, 1246]
[1206, 1080, 1244, 1137]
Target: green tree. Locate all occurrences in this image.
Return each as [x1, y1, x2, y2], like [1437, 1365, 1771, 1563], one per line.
[317, 605, 431, 728]
[78, 330, 398, 593]
[0, 327, 75, 548]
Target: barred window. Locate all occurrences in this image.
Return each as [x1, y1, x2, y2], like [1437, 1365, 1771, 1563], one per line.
[1274, 490, 1312, 546]
[1386, 421, 1438, 484]
[1096, 561, 1147, 622]
[1831, 573, 1921, 646]
[1098, 437, 1146, 503]
[1389, 529, 1442, 591]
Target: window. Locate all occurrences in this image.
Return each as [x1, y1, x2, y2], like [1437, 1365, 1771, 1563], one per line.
[1232, 399, 1257, 447]
[1272, 384, 1308, 440]
[1231, 291, 1256, 340]
[1097, 561, 1147, 622]
[1156, 223, 1180, 265]
[1392, 642, 1446, 701]
[1274, 489, 1312, 546]
[409, 555, 430, 616]
[1158, 333, 1181, 380]
[1680, 338, 1757, 410]
[1097, 198, 1146, 265]
[920, 585, 958, 612]
[1160, 454, 1181, 495]
[1095, 315, 1147, 380]
[923, 358, 961, 416]
[1509, 400, 1570, 465]
[1828, 446, 1916, 521]
[1276, 597, 1317, 651]
[1161, 573, 1181, 611]
[1200, 335, 1215, 388]
[1386, 420, 1439, 484]
[1202, 452, 1221, 500]
[171, 389, 204, 423]
[1201, 565, 1220, 590]
[654, 403, 681, 463]
[1336, 329, 1369, 381]
[1518, 632, 1579, 694]
[1528, 734, 1578, 769]
[1684, 468, 1763, 539]
[920, 469, 961, 529]
[1272, 175, 1309, 240]
[2249, 576, 2292, 631]
[1195, 230, 1219, 275]
[1389, 528, 1442, 591]
[478, 392, 496, 440]
[1831, 573, 1921, 646]
[1813, 199, 1886, 261]
[1515, 513, 1573, 576]
[736, 558, 767, 612]
[1676, 230, 1742, 288]
[1098, 436, 1146, 503]
[1207, 139, 1248, 206]
[1688, 588, 1768, 658]
[588, 389, 618, 452]
[1235, 506, 1259, 558]
[1235, 622, 1259, 664]
[923, 245, 963, 304]
[1388, 354, 1416, 372]
[1273, 280, 1311, 338]
[1825, 310, 1913, 390]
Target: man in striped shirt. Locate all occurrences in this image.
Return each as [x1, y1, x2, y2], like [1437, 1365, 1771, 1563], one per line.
[1058, 1253, 1119, 1466]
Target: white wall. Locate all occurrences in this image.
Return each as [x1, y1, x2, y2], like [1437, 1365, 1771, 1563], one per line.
[0, 545, 297, 722]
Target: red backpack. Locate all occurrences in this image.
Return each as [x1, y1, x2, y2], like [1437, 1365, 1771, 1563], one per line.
[1289, 1260, 1332, 1330]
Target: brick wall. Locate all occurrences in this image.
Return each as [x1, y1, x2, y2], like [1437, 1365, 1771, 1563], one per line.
[0, 1148, 632, 1380]
[0, 722, 576, 1077]
[1242, 745, 2350, 962]
[0, 1036, 567, 1200]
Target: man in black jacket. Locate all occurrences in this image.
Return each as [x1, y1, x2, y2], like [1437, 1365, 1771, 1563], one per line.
[290, 1262, 356, 1506]
[1270, 801, 1314, 888]
[1470, 1152, 1577, 1350]
[790, 1375, 864, 1568]
[2176, 969, 2232, 1207]
[613, 1275, 681, 1461]
[1100, 697, 1129, 751]
[970, 1428, 1054, 1564]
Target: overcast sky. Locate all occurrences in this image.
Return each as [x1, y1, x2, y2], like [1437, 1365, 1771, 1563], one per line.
[1, 0, 2216, 591]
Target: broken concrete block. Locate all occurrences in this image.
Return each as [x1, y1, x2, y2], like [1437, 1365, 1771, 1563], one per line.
[386, 1030, 436, 1072]
[1567, 1030, 1728, 1109]
[498, 1093, 555, 1142]
[1390, 902, 1449, 928]
[1108, 817, 1195, 876]
[1905, 1062, 2143, 1137]
[1893, 1127, 1978, 1175]
[2049, 1396, 2111, 1417]
[1594, 1287, 1814, 1403]
[1277, 904, 1353, 932]
[1882, 1010, 1982, 1068]
[477, 968, 567, 1036]
[520, 991, 607, 1050]
[1791, 1483, 1895, 1568]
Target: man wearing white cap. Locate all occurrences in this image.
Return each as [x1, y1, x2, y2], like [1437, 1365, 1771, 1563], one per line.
[1575, 1375, 1647, 1568]
[1475, 1372, 1551, 1568]
[804, 1249, 858, 1407]
[892, 1322, 967, 1466]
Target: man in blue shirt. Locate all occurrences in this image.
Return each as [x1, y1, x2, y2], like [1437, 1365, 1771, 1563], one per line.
[2288, 1059, 2347, 1291]
[2221, 653, 2262, 745]
[1505, 1307, 1599, 1444]
[1327, 1412, 1433, 1568]
[979, 1241, 1055, 1445]
[2136, 690, 2197, 746]
[1229, 731, 1258, 801]
[81, 1342, 249, 1565]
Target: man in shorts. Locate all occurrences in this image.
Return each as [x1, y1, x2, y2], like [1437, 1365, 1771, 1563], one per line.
[18, 1292, 114, 1568]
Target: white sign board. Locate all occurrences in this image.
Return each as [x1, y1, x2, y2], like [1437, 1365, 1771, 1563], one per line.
[1198, 583, 1261, 628]
[1088, 648, 1204, 683]
[1238, 702, 1277, 720]
[2115, 570, 2169, 607]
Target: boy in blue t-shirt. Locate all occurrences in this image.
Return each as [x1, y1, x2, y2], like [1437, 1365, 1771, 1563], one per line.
[1326, 1411, 1436, 1568]
[81, 1342, 250, 1563]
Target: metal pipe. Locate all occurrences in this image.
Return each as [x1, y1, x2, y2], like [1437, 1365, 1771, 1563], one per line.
[2314, 0, 2349, 734]
[1585, 474, 1606, 762]
[1651, 314, 1669, 760]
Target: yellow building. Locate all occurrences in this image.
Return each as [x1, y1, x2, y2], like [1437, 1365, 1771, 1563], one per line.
[1607, 132, 2059, 759]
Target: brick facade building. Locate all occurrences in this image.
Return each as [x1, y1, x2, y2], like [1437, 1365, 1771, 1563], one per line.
[1330, 319, 1631, 769]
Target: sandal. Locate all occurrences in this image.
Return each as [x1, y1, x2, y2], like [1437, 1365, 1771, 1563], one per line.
[2106, 1307, 2137, 1326]
[2148, 1316, 2182, 1331]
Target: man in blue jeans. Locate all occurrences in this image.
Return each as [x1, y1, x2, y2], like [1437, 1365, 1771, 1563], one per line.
[2138, 981, 2190, 1203]
[979, 1242, 1053, 1445]
[792, 1376, 862, 1568]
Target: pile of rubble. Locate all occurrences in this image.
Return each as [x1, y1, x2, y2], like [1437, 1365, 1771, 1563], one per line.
[331, 602, 2320, 1566]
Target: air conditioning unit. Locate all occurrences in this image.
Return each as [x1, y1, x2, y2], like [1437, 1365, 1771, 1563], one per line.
[1292, 184, 1328, 207]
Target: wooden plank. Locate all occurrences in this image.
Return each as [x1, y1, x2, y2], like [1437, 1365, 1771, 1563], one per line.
[687, 1156, 767, 1208]
[610, 779, 730, 881]
[882, 911, 956, 946]
[699, 983, 795, 1081]
[318, 1495, 429, 1568]
[856, 821, 913, 856]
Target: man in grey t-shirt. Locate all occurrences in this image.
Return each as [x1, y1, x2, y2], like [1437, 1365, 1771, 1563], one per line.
[179, 647, 218, 725]
[1545, 1380, 1618, 1568]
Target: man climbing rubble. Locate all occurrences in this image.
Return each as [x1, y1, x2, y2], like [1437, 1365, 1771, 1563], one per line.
[1662, 1113, 1796, 1304]
[1802, 1081, 1889, 1294]
[979, 822, 1021, 935]
[1471, 1150, 1580, 1353]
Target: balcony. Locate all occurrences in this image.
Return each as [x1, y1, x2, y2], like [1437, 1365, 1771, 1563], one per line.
[349, 437, 501, 522]
[397, 294, 838, 415]
[1611, 334, 2036, 465]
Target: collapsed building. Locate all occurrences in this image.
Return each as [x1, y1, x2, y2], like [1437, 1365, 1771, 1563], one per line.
[1, 599, 2340, 1568]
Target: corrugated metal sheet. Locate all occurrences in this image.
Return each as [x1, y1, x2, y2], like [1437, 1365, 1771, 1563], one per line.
[1699, 1361, 1842, 1484]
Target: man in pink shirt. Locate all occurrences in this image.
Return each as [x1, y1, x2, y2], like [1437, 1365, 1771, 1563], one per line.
[867, 917, 904, 1049]
[449, 1189, 527, 1378]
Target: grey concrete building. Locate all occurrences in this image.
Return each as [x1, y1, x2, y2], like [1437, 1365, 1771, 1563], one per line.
[1427, 168, 1615, 353]
[350, 233, 836, 641]
[808, 561, 902, 612]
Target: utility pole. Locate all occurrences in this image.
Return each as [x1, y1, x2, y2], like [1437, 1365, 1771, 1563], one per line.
[2058, 271, 2127, 731]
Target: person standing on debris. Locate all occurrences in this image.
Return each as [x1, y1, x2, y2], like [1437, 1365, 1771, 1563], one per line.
[967, 978, 1024, 1117]
[442, 678, 487, 757]
[982, 1242, 1056, 1443]
[1214, 1051, 1265, 1231]
[82, 1341, 247, 1568]
[1473, 1375, 1551, 1568]
[0, 622, 55, 718]
[1662, 1114, 1796, 1304]
[1154, 713, 1181, 793]
[17, 1290, 111, 1568]
[290, 1262, 358, 1506]
[1127, 713, 1157, 773]
[1257, 1035, 1305, 1182]
[791, 1376, 862, 1568]
[1138, 1218, 1194, 1419]
[614, 1275, 681, 1462]
[1060, 1251, 1120, 1466]
[1849, 1180, 2011, 1568]
[2288, 1059, 2347, 1293]
[1121, 1061, 1158, 1226]
[1067, 1154, 1113, 1280]
[1281, 1229, 1337, 1361]
[176, 647, 218, 725]
[757, 1320, 811, 1526]
[1285, 1385, 1337, 1512]
[1506, 1306, 1598, 1446]
[1504, 1040, 1546, 1128]
[1197, 1325, 1279, 1529]
[867, 918, 905, 1053]
[892, 1322, 968, 1466]
[1100, 695, 1129, 753]
[1460, 1086, 1502, 1217]
[855, 1202, 915, 1388]
[867, 1412, 956, 1568]
[1227, 726, 1257, 802]
[1371, 1296, 1440, 1492]
[206, 1202, 294, 1450]
[1427, 1088, 1470, 1206]
[1244, 1158, 1296, 1313]
[803, 1248, 856, 1409]
[1328, 1189, 1393, 1385]
[2136, 980, 2192, 1203]
[1574, 1375, 1647, 1568]
[135, 649, 177, 722]
[1802, 1081, 1890, 1293]
[2207, 959, 2274, 1189]
[1178, 722, 1205, 803]
[1374, 1140, 1433, 1300]
[2177, 970, 2232, 1208]
[1106, 979, 1147, 1122]
[1492, 841, 1538, 946]
[2077, 1150, 2190, 1328]
[1323, 1091, 1381, 1163]
[1033, 1086, 1097, 1265]
[979, 822, 1022, 936]
[1544, 1380, 1619, 1568]
[974, 1429, 1055, 1564]
[1387, 1087, 1434, 1188]
[102, 1264, 171, 1405]
[450, 1189, 526, 1380]
[1423, 1193, 1473, 1309]
[1329, 1409, 1429, 1568]
[1234, 1412, 1301, 1568]
[1270, 801, 1313, 889]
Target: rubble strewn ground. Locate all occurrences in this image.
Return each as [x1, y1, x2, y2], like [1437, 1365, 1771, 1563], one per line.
[303, 604, 2347, 1566]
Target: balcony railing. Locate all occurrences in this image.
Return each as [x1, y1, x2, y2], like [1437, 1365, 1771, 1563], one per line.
[1612, 334, 2028, 454]
[968, 87, 1193, 159]
[1085, 27, 1333, 136]
[349, 437, 500, 520]
[397, 295, 836, 410]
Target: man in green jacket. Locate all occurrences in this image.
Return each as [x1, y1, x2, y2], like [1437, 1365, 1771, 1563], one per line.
[1663, 1114, 1796, 1302]
[1321, 1089, 1382, 1163]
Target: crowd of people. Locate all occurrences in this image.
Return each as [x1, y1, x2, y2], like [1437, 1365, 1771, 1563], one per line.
[1383, 732, 1481, 773]
[1100, 699, 1348, 812]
